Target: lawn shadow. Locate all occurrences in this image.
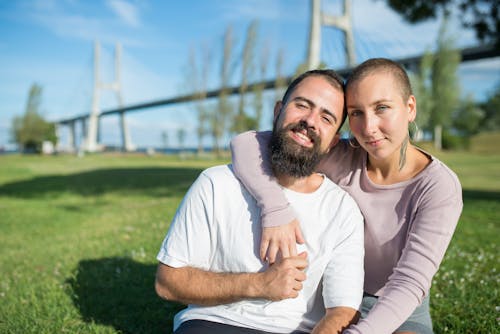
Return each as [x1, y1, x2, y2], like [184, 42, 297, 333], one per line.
[67, 257, 185, 334]
[462, 189, 500, 201]
[0, 167, 204, 198]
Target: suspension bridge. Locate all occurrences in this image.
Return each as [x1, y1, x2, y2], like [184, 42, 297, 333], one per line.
[55, 0, 500, 153]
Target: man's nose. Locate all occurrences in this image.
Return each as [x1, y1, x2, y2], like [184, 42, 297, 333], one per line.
[302, 110, 319, 129]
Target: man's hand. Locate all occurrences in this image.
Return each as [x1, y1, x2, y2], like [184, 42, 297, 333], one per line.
[255, 251, 308, 301]
[261, 219, 305, 263]
[311, 307, 359, 334]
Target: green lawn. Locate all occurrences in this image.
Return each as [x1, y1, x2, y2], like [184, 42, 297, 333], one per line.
[0, 151, 498, 333]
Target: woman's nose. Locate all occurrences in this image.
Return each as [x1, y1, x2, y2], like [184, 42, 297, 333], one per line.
[363, 114, 378, 134]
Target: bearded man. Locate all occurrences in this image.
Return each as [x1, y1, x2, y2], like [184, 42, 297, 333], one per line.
[155, 69, 365, 334]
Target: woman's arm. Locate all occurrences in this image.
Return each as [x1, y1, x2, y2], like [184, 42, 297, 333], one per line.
[344, 169, 463, 334]
[230, 131, 304, 262]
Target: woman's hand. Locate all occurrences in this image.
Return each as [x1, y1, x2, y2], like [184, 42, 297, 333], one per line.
[261, 219, 305, 263]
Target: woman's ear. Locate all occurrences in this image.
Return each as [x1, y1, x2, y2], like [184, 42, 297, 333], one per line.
[327, 134, 340, 153]
[407, 95, 417, 122]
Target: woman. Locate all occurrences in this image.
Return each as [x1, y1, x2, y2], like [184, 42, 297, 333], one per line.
[230, 58, 463, 333]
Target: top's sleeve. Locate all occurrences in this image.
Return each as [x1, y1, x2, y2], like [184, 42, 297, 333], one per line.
[156, 171, 215, 269]
[230, 130, 297, 227]
[322, 195, 365, 310]
[344, 170, 463, 334]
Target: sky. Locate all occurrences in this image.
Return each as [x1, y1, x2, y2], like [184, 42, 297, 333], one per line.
[1, 0, 499, 150]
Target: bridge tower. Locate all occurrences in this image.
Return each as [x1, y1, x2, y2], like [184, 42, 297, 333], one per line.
[307, 0, 356, 70]
[83, 41, 134, 152]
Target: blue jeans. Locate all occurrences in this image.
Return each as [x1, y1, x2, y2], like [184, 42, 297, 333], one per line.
[360, 293, 433, 334]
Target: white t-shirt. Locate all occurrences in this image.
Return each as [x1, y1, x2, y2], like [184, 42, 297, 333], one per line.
[157, 165, 364, 333]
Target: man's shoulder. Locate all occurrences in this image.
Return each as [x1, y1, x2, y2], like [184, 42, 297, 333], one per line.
[319, 176, 362, 212]
[199, 164, 242, 189]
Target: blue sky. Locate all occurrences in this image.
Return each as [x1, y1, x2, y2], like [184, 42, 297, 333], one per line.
[1, 0, 499, 150]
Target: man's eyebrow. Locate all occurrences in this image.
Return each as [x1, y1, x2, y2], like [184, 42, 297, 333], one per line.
[293, 96, 337, 123]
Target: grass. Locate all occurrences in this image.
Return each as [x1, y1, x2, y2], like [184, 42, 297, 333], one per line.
[0, 147, 498, 333]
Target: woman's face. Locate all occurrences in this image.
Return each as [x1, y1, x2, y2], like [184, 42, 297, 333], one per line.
[346, 71, 416, 164]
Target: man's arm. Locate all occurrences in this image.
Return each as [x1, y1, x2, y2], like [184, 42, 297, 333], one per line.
[312, 307, 360, 334]
[155, 252, 308, 306]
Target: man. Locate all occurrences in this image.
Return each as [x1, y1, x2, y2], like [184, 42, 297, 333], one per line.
[155, 69, 364, 334]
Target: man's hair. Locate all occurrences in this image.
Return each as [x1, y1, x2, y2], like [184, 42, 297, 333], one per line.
[280, 69, 347, 128]
[345, 58, 413, 101]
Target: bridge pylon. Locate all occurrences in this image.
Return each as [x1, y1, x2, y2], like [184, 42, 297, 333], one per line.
[307, 0, 356, 70]
[83, 41, 134, 152]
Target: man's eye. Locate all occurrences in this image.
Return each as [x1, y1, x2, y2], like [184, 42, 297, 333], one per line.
[377, 105, 388, 111]
[322, 115, 333, 124]
[297, 103, 308, 109]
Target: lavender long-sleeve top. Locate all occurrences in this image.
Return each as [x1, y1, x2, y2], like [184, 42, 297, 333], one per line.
[230, 131, 463, 334]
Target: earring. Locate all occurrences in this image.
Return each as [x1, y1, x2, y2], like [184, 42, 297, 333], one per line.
[409, 121, 419, 140]
[348, 132, 360, 148]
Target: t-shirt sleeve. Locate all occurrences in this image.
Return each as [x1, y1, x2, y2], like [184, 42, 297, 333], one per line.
[344, 167, 463, 334]
[322, 195, 365, 310]
[230, 130, 297, 227]
[156, 172, 215, 269]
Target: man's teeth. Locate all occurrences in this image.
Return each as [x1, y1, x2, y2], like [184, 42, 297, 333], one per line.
[295, 131, 311, 142]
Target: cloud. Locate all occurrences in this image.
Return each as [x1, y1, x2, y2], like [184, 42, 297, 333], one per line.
[216, 0, 304, 22]
[106, 0, 141, 28]
[21, 0, 146, 47]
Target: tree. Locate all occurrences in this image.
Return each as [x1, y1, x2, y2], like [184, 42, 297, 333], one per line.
[161, 130, 169, 149]
[177, 128, 186, 151]
[233, 20, 259, 133]
[453, 94, 485, 136]
[384, 0, 500, 45]
[430, 19, 461, 149]
[251, 40, 270, 131]
[478, 83, 500, 131]
[185, 44, 211, 155]
[11, 83, 56, 153]
[212, 26, 236, 156]
[411, 50, 434, 134]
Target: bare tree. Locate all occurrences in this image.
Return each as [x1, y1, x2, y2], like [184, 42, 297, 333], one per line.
[251, 39, 270, 130]
[212, 26, 236, 156]
[273, 48, 287, 124]
[233, 20, 259, 133]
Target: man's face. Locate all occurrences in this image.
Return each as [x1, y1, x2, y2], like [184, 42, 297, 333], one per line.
[270, 75, 344, 178]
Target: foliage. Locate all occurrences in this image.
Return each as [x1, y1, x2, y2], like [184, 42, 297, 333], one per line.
[11, 83, 56, 153]
[384, 0, 500, 44]
[411, 50, 434, 131]
[453, 95, 485, 136]
[478, 82, 500, 131]
[430, 19, 461, 129]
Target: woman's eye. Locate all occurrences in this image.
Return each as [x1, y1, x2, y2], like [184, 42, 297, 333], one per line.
[349, 110, 361, 117]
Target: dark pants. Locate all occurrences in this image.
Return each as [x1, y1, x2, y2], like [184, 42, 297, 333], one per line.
[175, 320, 280, 334]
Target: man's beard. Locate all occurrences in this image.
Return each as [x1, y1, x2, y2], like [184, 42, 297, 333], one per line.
[269, 121, 325, 178]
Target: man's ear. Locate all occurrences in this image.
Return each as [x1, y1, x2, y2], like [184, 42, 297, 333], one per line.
[273, 101, 283, 122]
[327, 134, 340, 152]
